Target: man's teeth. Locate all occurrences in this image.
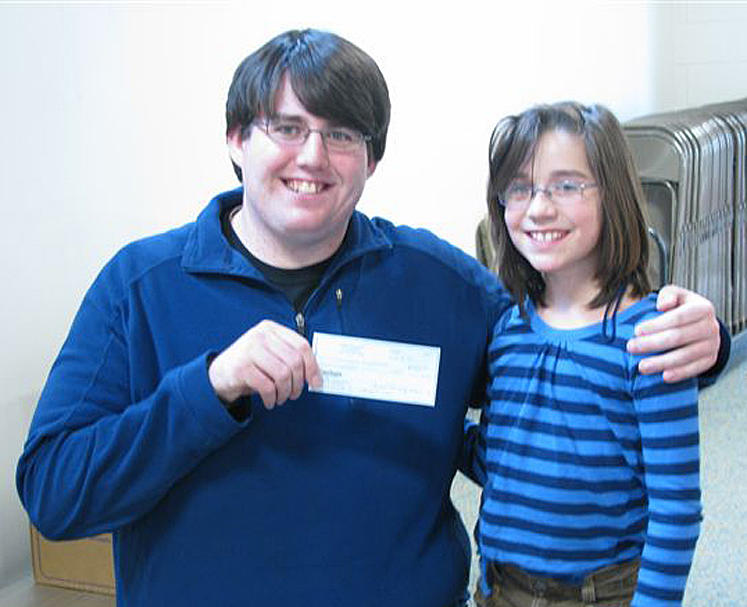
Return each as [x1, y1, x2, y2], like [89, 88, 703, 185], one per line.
[530, 231, 565, 242]
[286, 179, 324, 194]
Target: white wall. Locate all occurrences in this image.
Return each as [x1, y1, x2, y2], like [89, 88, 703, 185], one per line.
[652, 3, 747, 110]
[1, 0, 745, 587]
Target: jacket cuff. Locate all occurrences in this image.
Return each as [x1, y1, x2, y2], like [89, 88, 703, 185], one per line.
[176, 352, 253, 446]
[698, 319, 731, 389]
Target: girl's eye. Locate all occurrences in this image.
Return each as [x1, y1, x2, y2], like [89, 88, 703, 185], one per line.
[555, 181, 582, 194]
[507, 184, 532, 197]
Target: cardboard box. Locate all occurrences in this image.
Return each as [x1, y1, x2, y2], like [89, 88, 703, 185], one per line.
[30, 525, 115, 595]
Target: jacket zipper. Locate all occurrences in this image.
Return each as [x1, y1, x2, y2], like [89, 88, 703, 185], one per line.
[296, 288, 344, 337]
[295, 312, 306, 336]
[335, 288, 345, 333]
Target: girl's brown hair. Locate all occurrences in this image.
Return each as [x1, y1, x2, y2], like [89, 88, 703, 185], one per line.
[487, 102, 651, 313]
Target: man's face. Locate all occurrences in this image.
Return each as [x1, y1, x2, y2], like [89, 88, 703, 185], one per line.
[227, 76, 376, 267]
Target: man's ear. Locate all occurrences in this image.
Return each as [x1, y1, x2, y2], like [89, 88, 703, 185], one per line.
[226, 127, 244, 166]
[367, 159, 377, 178]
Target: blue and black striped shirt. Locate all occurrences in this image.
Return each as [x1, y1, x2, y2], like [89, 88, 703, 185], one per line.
[468, 294, 701, 606]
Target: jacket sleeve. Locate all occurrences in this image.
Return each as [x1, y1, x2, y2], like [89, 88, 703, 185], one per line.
[631, 367, 701, 607]
[457, 298, 513, 487]
[697, 319, 731, 389]
[16, 272, 250, 541]
[457, 412, 487, 487]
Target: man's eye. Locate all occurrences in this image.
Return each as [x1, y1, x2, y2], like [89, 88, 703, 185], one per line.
[326, 129, 355, 143]
[271, 122, 303, 137]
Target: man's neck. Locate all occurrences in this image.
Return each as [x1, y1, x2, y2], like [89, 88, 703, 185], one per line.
[222, 204, 338, 311]
[230, 206, 347, 269]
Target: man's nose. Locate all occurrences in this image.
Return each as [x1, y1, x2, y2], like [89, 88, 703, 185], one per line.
[296, 130, 330, 167]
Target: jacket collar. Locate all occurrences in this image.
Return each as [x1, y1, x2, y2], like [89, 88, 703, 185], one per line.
[181, 187, 392, 281]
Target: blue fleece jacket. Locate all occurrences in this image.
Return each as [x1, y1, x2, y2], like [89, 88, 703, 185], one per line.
[17, 188, 511, 607]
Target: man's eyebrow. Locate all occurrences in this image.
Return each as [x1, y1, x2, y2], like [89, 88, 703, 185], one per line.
[272, 113, 353, 129]
[271, 113, 306, 123]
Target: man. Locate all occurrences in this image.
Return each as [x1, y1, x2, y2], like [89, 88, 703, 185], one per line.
[17, 29, 727, 607]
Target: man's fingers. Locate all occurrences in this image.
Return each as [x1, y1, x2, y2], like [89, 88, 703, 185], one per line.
[300, 346, 322, 390]
[630, 307, 718, 354]
[634, 304, 702, 337]
[238, 366, 278, 409]
[267, 328, 321, 396]
[662, 363, 708, 384]
[628, 325, 696, 354]
[635, 285, 716, 338]
[237, 354, 298, 409]
[653, 284, 684, 313]
[267, 323, 322, 390]
[637, 341, 717, 382]
[629, 283, 720, 383]
[208, 319, 322, 408]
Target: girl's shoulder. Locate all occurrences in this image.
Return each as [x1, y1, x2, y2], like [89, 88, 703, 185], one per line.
[616, 292, 660, 327]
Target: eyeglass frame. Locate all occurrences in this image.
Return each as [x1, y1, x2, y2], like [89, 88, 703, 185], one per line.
[252, 117, 372, 152]
[498, 180, 599, 209]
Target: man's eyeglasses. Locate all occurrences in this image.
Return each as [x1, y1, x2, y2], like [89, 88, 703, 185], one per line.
[499, 180, 599, 209]
[255, 118, 371, 153]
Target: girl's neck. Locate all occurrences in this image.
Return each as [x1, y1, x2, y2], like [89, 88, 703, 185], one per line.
[537, 276, 604, 329]
[537, 274, 639, 330]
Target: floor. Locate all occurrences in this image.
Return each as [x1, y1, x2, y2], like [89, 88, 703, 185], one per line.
[0, 578, 113, 607]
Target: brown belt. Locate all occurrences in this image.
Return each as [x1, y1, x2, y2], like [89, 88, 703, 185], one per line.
[487, 558, 640, 602]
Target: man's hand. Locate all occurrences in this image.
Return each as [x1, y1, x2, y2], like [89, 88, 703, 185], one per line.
[627, 285, 720, 383]
[208, 320, 322, 409]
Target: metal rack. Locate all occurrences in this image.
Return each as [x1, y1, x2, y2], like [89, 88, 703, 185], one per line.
[625, 99, 746, 335]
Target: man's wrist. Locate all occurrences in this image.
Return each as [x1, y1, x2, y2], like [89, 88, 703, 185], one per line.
[207, 352, 252, 421]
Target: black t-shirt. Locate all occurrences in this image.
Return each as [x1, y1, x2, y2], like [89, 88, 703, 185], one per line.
[221, 206, 335, 311]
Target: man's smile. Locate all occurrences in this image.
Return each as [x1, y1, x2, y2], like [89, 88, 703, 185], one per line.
[283, 178, 329, 194]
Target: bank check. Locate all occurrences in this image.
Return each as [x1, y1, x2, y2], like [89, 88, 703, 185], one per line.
[310, 332, 441, 407]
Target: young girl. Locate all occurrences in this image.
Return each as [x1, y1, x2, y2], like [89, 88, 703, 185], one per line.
[468, 102, 701, 607]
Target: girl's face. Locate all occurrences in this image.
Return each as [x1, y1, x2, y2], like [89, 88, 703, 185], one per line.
[504, 129, 603, 286]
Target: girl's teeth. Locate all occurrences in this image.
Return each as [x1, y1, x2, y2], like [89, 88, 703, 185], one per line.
[532, 231, 563, 242]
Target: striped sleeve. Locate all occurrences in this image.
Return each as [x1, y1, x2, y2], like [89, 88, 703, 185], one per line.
[631, 366, 701, 607]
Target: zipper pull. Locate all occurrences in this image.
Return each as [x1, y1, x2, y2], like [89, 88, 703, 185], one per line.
[336, 288, 343, 309]
[295, 312, 306, 336]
